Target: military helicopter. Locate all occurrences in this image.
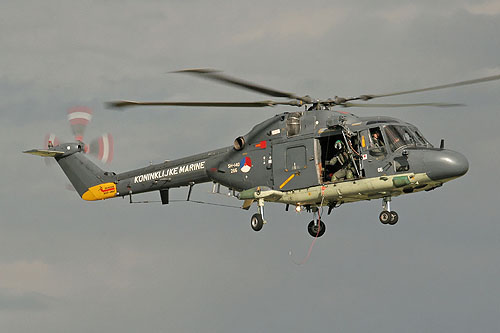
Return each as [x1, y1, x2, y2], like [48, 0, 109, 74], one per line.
[24, 69, 500, 237]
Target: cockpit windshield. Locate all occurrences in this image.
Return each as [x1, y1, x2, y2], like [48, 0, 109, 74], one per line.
[383, 125, 432, 152]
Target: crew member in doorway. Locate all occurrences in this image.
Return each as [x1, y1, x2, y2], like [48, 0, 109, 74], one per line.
[326, 140, 354, 182]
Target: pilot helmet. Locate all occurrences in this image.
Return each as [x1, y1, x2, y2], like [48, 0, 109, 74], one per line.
[334, 140, 343, 150]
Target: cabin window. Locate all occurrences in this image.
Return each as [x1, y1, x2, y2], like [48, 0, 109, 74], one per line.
[286, 146, 307, 170]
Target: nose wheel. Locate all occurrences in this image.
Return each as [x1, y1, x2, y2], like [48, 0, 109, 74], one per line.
[379, 197, 399, 225]
[379, 211, 398, 225]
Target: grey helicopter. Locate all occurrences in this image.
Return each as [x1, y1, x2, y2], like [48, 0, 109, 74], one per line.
[25, 69, 500, 237]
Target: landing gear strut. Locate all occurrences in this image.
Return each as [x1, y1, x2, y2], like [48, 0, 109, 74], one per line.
[307, 207, 326, 237]
[250, 198, 266, 232]
[379, 197, 399, 225]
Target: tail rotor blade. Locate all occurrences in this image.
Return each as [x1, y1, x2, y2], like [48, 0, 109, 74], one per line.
[43, 133, 59, 166]
[44, 133, 59, 148]
[67, 107, 93, 141]
[89, 133, 114, 164]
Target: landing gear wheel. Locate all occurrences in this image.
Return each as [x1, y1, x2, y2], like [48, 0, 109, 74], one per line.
[388, 211, 399, 225]
[250, 213, 264, 232]
[379, 211, 391, 224]
[308, 220, 326, 238]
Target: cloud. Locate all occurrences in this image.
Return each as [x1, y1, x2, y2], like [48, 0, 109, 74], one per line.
[0, 289, 57, 311]
[465, 0, 500, 15]
[231, 7, 350, 44]
[0, 261, 52, 292]
[373, 3, 420, 24]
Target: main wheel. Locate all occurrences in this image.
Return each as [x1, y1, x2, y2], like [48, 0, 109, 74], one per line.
[388, 211, 399, 225]
[379, 211, 391, 224]
[308, 220, 326, 238]
[250, 213, 264, 231]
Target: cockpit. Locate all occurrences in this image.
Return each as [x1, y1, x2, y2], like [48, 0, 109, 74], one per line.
[367, 124, 432, 157]
[382, 125, 432, 151]
[315, 120, 434, 185]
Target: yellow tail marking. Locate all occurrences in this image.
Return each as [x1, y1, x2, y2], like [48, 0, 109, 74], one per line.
[279, 173, 296, 189]
[82, 183, 117, 201]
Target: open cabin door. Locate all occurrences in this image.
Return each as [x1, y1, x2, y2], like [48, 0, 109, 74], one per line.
[272, 138, 320, 191]
[317, 128, 362, 183]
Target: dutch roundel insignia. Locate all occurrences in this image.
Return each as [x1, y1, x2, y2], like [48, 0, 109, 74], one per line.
[240, 157, 252, 173]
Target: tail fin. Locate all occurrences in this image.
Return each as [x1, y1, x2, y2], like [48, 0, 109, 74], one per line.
[57, 153, 117, 201]
[24, 143, 117, 201]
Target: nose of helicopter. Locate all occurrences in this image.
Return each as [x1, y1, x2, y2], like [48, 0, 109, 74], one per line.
[425, 149, 469, 181]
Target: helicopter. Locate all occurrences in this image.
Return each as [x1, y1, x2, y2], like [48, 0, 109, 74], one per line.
[24, 69, 500, 237]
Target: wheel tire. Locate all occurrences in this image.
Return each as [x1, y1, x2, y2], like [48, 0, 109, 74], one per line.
[250, 213, 264, 231]
[379, 211, 391, 224]
[308, 220, 326, 238]
[388, 211, 399, 225]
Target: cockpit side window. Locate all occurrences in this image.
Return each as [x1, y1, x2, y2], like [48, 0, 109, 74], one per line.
[368, 127, 387, 158]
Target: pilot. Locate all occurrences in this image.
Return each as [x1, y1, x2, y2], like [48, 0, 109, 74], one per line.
[369, 130, 386, 158]
[326, 140, 354, 182]
[372, 131, 384, 147]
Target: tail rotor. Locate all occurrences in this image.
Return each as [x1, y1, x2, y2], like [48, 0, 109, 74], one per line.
[43, 106, 114, 165]
[89, 133, 114, 164]
[43, 133, 60, 166]
[67, 106, 92, 143]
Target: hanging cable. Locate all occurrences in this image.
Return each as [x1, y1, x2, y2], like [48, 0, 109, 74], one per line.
[289, 193, 326, 265]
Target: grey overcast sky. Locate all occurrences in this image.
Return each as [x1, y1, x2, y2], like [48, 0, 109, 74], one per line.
[1, 0, 500, 332]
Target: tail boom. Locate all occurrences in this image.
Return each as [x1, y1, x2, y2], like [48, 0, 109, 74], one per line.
[25, 142, 231, 202]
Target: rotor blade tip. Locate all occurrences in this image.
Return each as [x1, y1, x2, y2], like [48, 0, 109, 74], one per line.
[173, 68, 222, 75]
[105, 101, 134, 109]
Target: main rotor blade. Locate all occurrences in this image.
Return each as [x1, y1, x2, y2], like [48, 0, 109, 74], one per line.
[342, 102, 465, 108]
[106, 100, 302, 109]
[350, 73, 500, 101]
[173, 68, 310, 102]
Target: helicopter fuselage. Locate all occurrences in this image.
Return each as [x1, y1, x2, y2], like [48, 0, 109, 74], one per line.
[26, 68, 498, 236]
[102, 108, 468, 209]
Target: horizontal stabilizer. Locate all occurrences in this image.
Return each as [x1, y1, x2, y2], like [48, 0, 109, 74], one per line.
[23, 149, 65, 157]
